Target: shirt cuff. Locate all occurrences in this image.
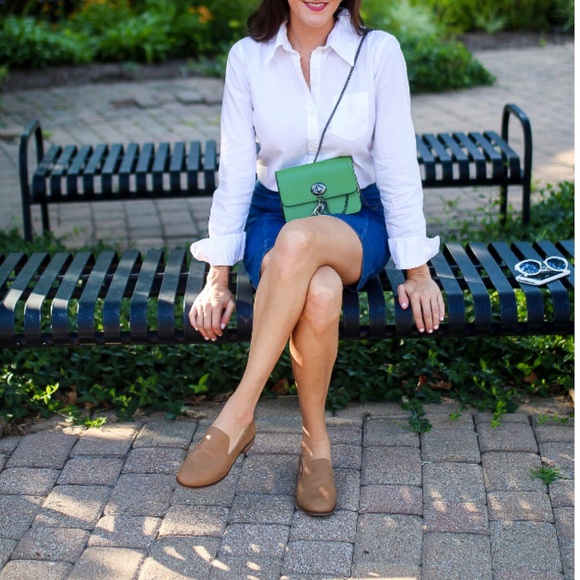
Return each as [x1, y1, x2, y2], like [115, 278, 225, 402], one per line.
[190, 233, 246, 266]
[388, 236, 440, 270]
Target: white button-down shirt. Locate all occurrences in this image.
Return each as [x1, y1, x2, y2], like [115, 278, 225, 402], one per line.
[191, 11, 439, 270]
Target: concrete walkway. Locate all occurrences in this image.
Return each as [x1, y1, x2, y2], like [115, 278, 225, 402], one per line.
[0, 42, 575, 579]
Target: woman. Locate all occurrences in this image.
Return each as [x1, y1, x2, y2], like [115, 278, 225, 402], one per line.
[177, 0, 445, 516]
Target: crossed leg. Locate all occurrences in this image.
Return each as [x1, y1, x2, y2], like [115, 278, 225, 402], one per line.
[210, 216, 362, 452]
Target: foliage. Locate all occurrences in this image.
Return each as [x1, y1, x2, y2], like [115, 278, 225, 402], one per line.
[0, 182, 573, 427]
[419, 0, 573, 33]
[440, 181, 574, 245]
[362, 0, 494, 93]
[401, 34, 494, 93]
[0, 16, 93, 68]
[0, 0, 496, 94]
[530, 465, 565, 485]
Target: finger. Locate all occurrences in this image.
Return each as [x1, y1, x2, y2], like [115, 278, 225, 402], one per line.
[397, 284, 410, 309]
[438, 293, 446, 322]
[221, 300, 236, 330]
[423, 295, 437, 333]
[201, 304, 219, 341]
[410, 294, 426, 333]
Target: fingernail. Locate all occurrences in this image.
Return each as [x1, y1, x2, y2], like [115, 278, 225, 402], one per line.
[220, 323, 226, 330]
[427, 329, 433, 334]
[418, 328, 425, 333]
[204, 336, 209, 341]
[434, 325, 439, 331]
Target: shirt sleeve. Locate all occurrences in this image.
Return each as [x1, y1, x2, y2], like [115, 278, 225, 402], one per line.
[190, 40, 257, 266]
[371, 35, 440, 270]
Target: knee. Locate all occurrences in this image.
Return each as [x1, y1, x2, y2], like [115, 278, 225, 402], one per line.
[301, 270, 343, 333]
[268, 223, 315, 276]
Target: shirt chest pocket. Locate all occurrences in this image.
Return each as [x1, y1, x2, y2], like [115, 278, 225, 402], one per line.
[328, 91, 369, 141]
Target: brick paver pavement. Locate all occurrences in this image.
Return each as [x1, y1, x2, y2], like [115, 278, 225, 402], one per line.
[0, 41, 575, 579]
[0, 397, 574, 579]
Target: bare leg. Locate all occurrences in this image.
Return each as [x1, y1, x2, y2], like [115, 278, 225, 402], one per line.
[290, 266, 343, 462]
[211, 217, 362, 451]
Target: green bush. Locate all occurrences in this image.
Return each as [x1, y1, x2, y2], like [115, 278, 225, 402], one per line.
[363, 0, 494, 93]
[0, 183, 574, 427]
[420, 0, 571, 33]
[401, 34, 495, 93]
[0, 16, 93, 68]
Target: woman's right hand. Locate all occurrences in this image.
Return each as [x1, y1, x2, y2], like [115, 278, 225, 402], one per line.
[189, 266, 236, 341]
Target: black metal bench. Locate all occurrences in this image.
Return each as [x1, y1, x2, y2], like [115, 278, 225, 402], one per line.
[0, 239, 573, 348]
[18, 103, 532, 242]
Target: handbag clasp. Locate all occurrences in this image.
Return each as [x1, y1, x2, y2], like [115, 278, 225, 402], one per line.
[311, 183, 327, 196]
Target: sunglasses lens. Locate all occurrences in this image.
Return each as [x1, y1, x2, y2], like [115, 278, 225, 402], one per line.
[518, 260, 541, 275]
[545, 257, 567, 271]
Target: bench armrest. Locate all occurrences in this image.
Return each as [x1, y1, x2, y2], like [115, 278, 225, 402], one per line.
[19, 120, 45, 242]
[501, 104, 533, 223]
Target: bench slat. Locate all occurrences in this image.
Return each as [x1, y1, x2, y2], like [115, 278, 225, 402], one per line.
[187, 141, 202, 195]
[342, 289, 361, 339]
[453, 133, 487, 181]
[183, 259, 206, 341]
[158, 249, 187, 340]
[423, 134, 453, 182]
[365, 274, 387, 338]
[152, 142, 170, 194]
[49, 145, 77, 200]
[24, 252, 71, 344]
[52, 252, 93, 344]
[484, 131, 521, 182]
[130, 249, 163, 340]
[67, 145, 93, 198]
[103, 250, 140, 343]
[83, 144, 108, 198]
[416, 134, 436, 183]
[170, 142, 186, 193]
[445, 243, 492, 334]
[467, 242, 518, 332]
[32, 145, 61, 201]
[101, 144, 123, 195]
[469, 132, 504, 180]
[438, 133, 470, 182]
[119, 143, 140, 196]
[136, 143, 154, 193]
[429, 252, 464, 334]
[235, 261, 254, 342]
[78, 251, 117, 343]
[0, 253, 48, 345]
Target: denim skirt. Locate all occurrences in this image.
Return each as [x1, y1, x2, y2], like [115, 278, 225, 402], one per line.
[243, 181, 390, 291]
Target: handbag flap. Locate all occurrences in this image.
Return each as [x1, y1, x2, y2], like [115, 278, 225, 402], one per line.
[276, 156, 358, 208]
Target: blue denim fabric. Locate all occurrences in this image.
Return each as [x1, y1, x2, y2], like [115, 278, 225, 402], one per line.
[243, 181, 390, 291]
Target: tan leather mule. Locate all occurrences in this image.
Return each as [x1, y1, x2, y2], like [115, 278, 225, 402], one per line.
[296, 454, 337, 516]
[176, 422, 256, 488]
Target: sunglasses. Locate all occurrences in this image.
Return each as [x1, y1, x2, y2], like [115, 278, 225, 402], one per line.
[514, 256, 569, 276]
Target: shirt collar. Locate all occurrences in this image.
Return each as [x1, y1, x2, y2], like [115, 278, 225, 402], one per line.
[264, 10, 360, 66]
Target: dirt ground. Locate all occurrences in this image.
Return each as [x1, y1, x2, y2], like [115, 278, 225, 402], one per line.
[0, 31, 572, 93]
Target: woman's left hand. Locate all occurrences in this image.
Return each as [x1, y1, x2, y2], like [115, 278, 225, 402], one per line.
[397, 264, 445, 333]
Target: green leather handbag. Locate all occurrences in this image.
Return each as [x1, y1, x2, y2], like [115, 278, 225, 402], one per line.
[276, 156, 361, 221]
[275, 30, 370, 222]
